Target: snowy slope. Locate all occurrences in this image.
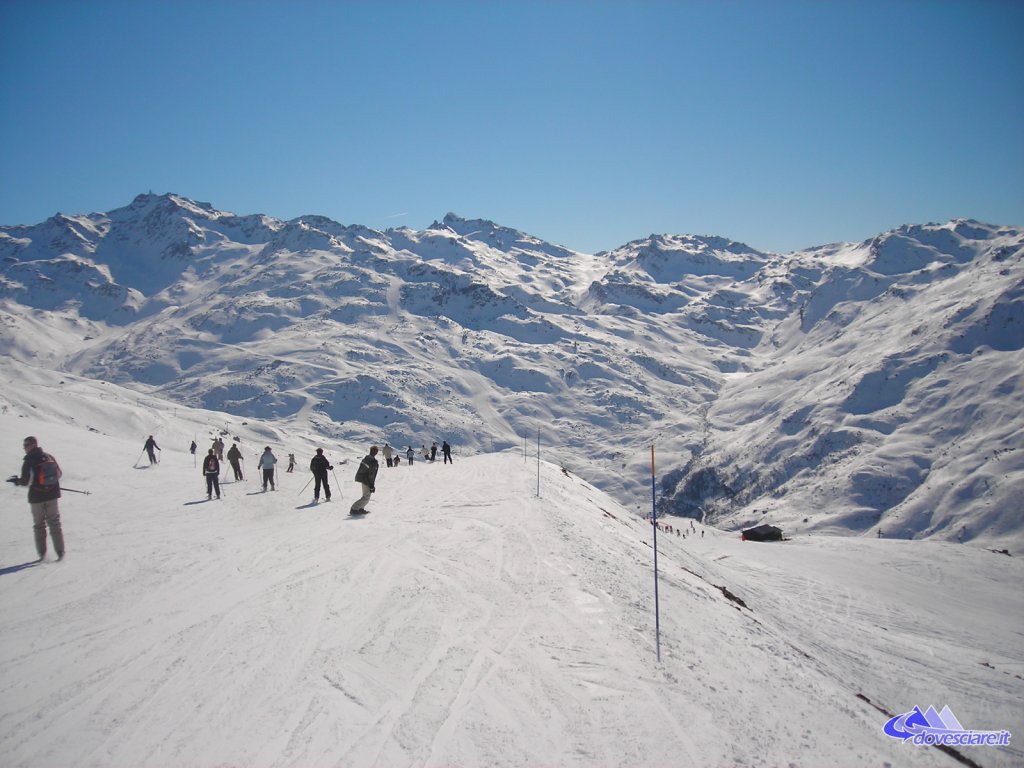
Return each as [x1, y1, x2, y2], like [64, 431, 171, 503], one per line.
[1, 195, 1022, 549]
[0, 364, 1021, 767]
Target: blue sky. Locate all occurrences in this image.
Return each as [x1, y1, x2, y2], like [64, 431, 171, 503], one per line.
[1, 0, 1022, 254]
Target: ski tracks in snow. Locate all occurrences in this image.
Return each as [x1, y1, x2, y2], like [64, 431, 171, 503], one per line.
[6, 449, 1006, 766]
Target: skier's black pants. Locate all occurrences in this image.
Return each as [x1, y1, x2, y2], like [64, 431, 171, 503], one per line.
[313, 472, 330, 500]
[205, 474, 220, 498]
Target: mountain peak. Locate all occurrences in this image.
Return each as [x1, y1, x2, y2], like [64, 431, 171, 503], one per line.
[126, 192, 221, 219]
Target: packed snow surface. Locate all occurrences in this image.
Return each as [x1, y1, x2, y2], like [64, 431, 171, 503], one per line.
[1, 366, 1021, 767]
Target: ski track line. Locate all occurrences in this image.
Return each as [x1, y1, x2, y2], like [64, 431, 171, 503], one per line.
[422, 500, 543, 767]
[322, 468, 542, 767]
[74, 555, 345, 766]
[2, 497, 376, 768]
[339, 529, 521, 762]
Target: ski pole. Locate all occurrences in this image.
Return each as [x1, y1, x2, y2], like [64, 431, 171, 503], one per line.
[331, 468, 343, 497]
[297, 476, 313, 496]
[59, 486, 91, 495]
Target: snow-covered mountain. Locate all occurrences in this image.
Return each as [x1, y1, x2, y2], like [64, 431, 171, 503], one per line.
[0, 365, 1020, 767]
[2, 193, 1022, 547]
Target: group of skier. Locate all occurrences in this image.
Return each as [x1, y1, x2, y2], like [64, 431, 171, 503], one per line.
[7, 432, 456, 560]
[198, 444, 280, 499]
[380, 441, 452, 467]
[188, 434, 453, 514]
[195, 442, 389, 514]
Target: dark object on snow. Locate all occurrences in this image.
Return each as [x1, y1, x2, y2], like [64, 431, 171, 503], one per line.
[741, 524, 783, 542]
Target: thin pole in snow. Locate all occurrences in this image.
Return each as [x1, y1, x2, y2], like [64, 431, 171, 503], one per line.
[652, 445, 661, 663]
[536, 428, 541, 498]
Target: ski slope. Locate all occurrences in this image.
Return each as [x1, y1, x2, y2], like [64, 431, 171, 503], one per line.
[0, 368, 1021, 767]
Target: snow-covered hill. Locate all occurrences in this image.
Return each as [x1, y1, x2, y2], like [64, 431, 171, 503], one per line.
[1, 194, 1022, 548]
[1, 363, 1020, 767]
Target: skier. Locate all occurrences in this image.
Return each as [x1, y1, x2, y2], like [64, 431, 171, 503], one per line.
[286, 453, 296, 473]
[430, 442, 438, 462]
[406, 446, 414, 466]
[309, 448, 333, 502]
[226, 442, 244, 480]
[258, 447, 278, 491]
[421, 445, 430, 462]
[144, 435, 160, 465]
[7, 436, 65, 561]
[442, 440, 453, 464]
[382, 442, 394, 468]
[189, 440, 197, 456]
[202, 449, 221, 500]
[349, 446, 379, 515]
[212, 437, 225, 461]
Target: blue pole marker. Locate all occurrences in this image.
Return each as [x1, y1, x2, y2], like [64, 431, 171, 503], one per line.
[652, 445, 661, 663]
[536, 428, 541, 497]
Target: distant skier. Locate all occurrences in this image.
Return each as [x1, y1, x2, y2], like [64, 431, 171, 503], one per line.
[442, 440, 453, 464]
[430, 442, 438, 462]
[406, 446, 414, 466]
[212, 437, 225, 461]
[309, 448, 333, 502]
[349, 446, 379, 515]
[226, 443, 244, 480]
[202, 449, 221, 500]
[421, 445, 430, 462]
[286, 453, 296, 473]
[189, 440, 197, 456]
[382, 443, 394, 468]
[144, 435, 160, 465]
[258, 447, 278, 491]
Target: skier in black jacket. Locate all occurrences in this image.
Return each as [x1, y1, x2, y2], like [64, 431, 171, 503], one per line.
[7, 436, 65, 561]
[144, 435, 160, 465]
[202, 449, 221, 500]
[350, 446, 379, 515]
[309, 448, 333, 502]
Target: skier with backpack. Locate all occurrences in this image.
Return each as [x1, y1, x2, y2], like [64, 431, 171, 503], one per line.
[202, 449, 221, 500]
[6, 436, 65, 561]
